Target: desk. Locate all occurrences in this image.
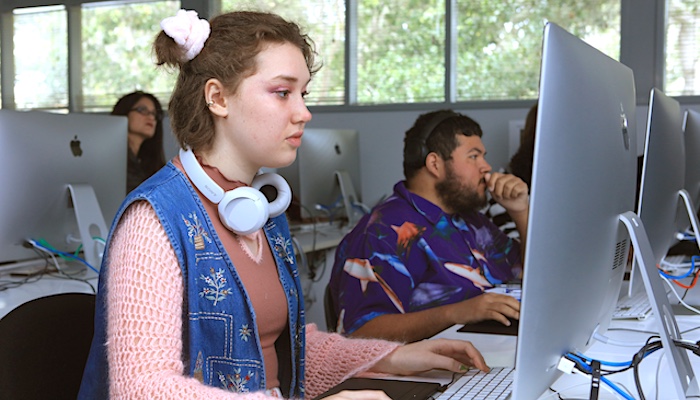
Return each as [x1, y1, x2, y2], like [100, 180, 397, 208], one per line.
[290, 222, 350, 253]
[0, 267, 98, 319]
[0, 224, 348, 324]
[433, 313, 700, 399]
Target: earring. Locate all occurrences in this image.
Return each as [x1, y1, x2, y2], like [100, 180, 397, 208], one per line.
[206, 100, 214, 107]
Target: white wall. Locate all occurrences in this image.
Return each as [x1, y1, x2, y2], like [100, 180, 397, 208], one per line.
[307, 106, 535, 207]
[162, 101, 700, 209]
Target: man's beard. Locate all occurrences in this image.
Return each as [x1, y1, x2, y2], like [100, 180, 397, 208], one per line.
[435, 163, 487, 215]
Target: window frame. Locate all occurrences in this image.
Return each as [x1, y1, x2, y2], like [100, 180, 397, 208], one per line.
[0, 0, 698, 114]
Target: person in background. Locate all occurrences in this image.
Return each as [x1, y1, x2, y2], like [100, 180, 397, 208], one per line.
[328, 109, 529, 343]
[111, 90, 166, 193]
[78, 10, 489, 400]
[483, 102, 537, 239]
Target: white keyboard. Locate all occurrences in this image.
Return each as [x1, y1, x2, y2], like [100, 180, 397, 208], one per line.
[613, 291, 652, 320]
[436, 367, 513, 400]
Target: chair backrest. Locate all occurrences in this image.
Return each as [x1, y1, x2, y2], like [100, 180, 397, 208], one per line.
[324, 284, 338, 332]
[0, 292, 96, 400]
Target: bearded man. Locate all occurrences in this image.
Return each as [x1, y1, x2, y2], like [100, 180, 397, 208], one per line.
[328, 109, 529, 342]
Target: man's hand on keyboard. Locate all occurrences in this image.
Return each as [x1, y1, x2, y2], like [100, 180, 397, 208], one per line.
[368, 338, 490, 376]
[445, 293, 521, 327]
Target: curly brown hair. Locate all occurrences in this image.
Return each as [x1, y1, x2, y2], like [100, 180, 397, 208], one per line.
[154, 11, 319, 152]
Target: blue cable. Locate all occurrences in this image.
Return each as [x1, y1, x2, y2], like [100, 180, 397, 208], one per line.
[573, 347, 661, 370]
[28, 238, 99, 273]
[659, 255, 699, 280]
[574, 351, 631, 368]
[600, 375, 635, 400]
[677, 230, 697, 241]
[566, 353, 636, 400]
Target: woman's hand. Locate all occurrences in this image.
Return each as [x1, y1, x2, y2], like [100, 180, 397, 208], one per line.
[368, 338, 490, 376]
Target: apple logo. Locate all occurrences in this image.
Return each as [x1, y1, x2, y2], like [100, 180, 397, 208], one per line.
[70, 135, 83, 157]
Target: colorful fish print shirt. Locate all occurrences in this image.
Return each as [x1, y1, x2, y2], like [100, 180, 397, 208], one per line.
[328, 180, 523, 334]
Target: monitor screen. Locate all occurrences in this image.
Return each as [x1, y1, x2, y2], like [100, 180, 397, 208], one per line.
[512, 22, 638, 398]
[277, 128, 361, 222]
[0, 110, 127, 270]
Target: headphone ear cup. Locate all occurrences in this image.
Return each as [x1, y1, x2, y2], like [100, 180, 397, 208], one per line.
[180, 148, 292, 235]
[403, 137, 424, 168]
[251, 173, 292, 218]
[217, 187, 270, 236]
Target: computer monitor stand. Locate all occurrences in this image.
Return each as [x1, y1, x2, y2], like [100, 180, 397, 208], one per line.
[68, 183, 108, 271]
[335, 170, 363, 227]
[628, 189, 700, 299]
[619, 211, 700, 399]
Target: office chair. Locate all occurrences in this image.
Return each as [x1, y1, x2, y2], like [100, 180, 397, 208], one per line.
[0, 292, 96, 400]
[324, 284, 338, 332]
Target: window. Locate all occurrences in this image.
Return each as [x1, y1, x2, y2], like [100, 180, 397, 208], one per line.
[357, 0, 445, 104]
[455, 0, 620, 102]
[81, 0, 180, 112]
[665, 0, 700, 96]
[14, 6, 68, 111]
[222, 0, 346, 106]
[0, 1, 660, 111]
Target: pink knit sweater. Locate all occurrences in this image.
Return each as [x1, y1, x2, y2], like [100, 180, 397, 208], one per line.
[105, 201, 400, 399]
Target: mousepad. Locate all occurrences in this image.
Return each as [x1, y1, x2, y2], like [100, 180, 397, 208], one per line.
[312, 377, 441, 400]
[458, 317, 519, 336]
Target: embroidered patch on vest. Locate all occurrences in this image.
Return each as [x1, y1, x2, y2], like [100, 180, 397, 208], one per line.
[239, 323, 252, 341]
[272, 233, 295, 264]
[217, 368, 253, 393]
[199, 268, 231, 306]
[182, 212, 212, 250]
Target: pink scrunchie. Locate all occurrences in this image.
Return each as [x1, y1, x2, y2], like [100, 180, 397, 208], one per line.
[160, 9, 211, 61]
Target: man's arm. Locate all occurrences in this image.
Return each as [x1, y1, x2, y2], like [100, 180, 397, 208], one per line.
[348, 293, 521, 343]
[485, 172, 529, 261]
[508, 204, 529, 259]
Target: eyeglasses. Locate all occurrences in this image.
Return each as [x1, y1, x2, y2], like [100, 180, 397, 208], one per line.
[130, 105, 162, 121]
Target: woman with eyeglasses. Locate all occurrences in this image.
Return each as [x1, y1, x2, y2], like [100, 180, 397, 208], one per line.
[111, 90, 166, 193]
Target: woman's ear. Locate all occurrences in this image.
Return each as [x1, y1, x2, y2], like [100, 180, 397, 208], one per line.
[204, 79, 228, 117]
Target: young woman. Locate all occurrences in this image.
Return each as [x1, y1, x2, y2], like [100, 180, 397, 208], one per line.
[79, 10, 489, 399]
[111, 90, 166, 193]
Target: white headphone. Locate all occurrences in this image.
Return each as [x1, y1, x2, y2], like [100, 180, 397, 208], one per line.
[179, 147, 292, 235]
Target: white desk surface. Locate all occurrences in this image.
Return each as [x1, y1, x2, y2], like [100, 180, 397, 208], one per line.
[432, 313, 700, 399]
[5, 249, 699, 399]
[290, 222, 350, 253]
[0, 268, 99, 319]
[0, 225, 347, 321]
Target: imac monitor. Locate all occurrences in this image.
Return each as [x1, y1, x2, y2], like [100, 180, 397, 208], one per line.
[277, 128, 361, 221]
[0, 110, 128, 270]
[666, 108, 700, 256]
[630, 91, 700, 299]
[512, 22, 638, 398]
[626, 89, 700, 398]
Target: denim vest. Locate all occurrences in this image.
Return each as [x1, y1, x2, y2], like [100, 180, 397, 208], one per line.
[79, 162, 306, 399]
